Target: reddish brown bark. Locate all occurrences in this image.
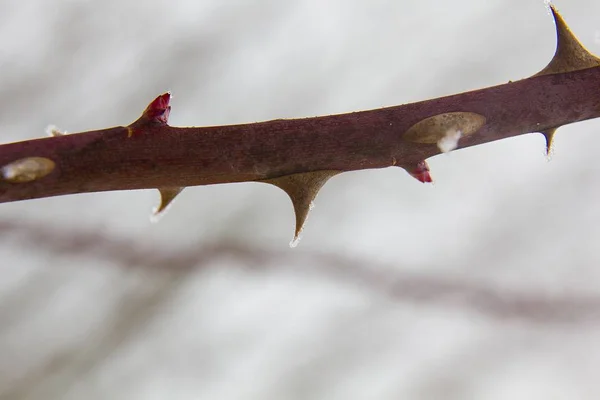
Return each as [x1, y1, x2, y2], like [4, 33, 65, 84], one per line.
[0, 5, 598, 212]
[0, 66, 599, 204]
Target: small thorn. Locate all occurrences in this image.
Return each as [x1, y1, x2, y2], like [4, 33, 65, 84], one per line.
[132, 92, 172, 129]
[535, 5, 600, 76]
[541, 128, 558, 156]
[405, 161, 433, 183]
[145, 92, 171, 124]
[151, 187, 184, 221]
[260, 170, 339, 244]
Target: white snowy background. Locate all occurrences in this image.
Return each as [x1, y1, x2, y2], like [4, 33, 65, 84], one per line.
[1, 0, 600, 399]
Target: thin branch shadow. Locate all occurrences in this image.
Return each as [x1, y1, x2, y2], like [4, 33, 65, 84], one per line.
[1, 219, 600, 325]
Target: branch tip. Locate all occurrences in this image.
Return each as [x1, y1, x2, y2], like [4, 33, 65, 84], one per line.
[535, 5, 600, 77]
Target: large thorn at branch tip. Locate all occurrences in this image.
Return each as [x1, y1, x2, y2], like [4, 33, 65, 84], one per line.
[534, 5, 600, 77]
[260, 170, 339, 245]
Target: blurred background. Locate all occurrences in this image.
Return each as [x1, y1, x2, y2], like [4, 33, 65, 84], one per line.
[1, 0, 600, 399]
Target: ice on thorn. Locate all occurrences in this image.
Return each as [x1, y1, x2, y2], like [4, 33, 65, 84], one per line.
[289, 234, 302, 248]
[150, 210, 166, 223]
[543, 0, 553, 15]
[437, 129, 462, 153]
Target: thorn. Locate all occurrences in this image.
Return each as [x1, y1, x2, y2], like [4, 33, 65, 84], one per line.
[144, 92, 172, 124]
[1, 157, 55, 183]
[535, 5, 600, 77]
[152, 187, 184, 221]
[260, 170, 339, 244]
[406, 160, 433, 183]
[132, 92, 172, 129]
[541, 127, 558, 156]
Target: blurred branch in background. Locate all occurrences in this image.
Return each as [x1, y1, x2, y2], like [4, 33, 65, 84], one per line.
[1, 218, 599, 325]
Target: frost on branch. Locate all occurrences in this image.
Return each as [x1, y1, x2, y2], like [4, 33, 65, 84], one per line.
[45, 125, 66, 137]
[437, 129, 463, 154]
[403, 112, 485, 147]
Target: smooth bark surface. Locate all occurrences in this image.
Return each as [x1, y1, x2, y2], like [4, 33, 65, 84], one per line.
[0, 66, 599, 203]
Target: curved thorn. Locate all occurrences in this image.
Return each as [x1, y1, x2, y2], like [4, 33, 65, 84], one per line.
[153, 187, 184, 217]
[260, 170, 339, 243]
[541, 128, 558, 156]
[535, 5, 600, 77]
